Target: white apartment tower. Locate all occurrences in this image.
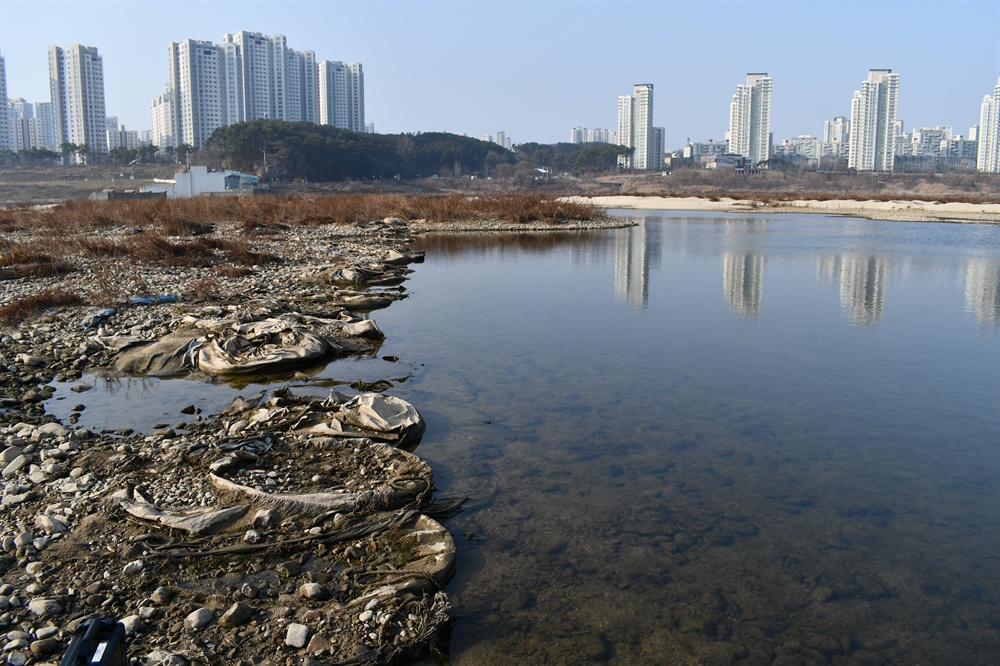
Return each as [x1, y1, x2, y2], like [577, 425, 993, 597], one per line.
[167, 40, 227, 149]
[976, 77, 1000, 173]
[823, 116, 850, 144]
[848, 69, 900, 172]
[150, 92, 174, 149]
[318, 61, 365, 132]
[154, 31, 364, 151]
[221, 31, 320, 124]
[0, 55, 12, 152]
[617, 84, 654, 169]
[48, 44, 109, 160]
[224, 31, 272, 122]
[728, 73, 772, 167]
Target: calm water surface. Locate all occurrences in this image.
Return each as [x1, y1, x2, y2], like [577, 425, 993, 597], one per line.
[54, 212, 1000, 665]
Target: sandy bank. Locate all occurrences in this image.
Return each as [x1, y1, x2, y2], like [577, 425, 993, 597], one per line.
[564, 195, 1000, 223]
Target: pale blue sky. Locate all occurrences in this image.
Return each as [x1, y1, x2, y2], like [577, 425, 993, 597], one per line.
[1, 0, 997, 148]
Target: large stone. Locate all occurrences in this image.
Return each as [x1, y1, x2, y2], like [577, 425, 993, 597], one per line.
[297, 583, 329, 601]
[36, 423, 70, 439]
[285, 623, 311, 648]
[0, 447, 23, 464]
[183, 607, 214, 631]
[34, 515, 68, 534]
[218, 602, 253, 628]
[27, 598, 63, 616]
[30, 637, 61, 656]
[2, 455, 30, 479]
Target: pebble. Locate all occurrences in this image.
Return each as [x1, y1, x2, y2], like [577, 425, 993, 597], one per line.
[150, 587, 173, 605]
[123, 560, 144, 575]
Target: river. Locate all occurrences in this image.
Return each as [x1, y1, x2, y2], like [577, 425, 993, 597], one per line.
[53, 211, 1000, 664]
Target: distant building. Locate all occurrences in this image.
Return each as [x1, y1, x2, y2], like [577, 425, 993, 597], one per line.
[848, 69, 899, 172]
[909, 126, 951, 160]
[977, 76, 1000, 173]
[707, 153, 747, 170]
[150, 92, 174, 149]
[0, 55, 11, 152]
[618, 83, 655, 169]
[143, 165, 260, 198]
[823, 116, 850, 144]
[318, 60, 365, 132]
[153, 31, 365, 149]
[33, 102, 58, 151]
[822, 116, 850, 159]
[8, 98, 31, 151]
[728, 73, 772, 167]
[774, 134, 822, 168]
[589, 128, 616, 144]
[651, 126, 665, 170]
[108, 121, 140, 151]
[167, 39, 228, 149]
[572, 127, 616, 144]
[683, 139, 728, 163]
[48, 44, 109, 161]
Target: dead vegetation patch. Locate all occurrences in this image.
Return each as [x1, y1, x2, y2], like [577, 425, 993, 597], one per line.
[0, 287, 83, 326]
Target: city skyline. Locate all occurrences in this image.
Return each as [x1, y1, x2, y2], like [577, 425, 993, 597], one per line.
[1, 0, 996, 149]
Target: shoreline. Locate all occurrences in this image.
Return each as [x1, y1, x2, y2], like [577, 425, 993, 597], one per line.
[563, 195, 1000, 223]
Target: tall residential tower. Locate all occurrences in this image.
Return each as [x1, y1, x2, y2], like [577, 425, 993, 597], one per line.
[976, 77, 1000, 173]
[728, 73, 772, 166]
[848, 69, 899, 172]
[318, 61, 365, 132]
[48, 44, 108, 161]
[617, 84, 657, 169]
[154, 31, 363, 149]
[0, 55, 12, 152]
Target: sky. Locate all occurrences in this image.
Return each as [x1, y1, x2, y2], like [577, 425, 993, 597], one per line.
[1, 0, 998, 149]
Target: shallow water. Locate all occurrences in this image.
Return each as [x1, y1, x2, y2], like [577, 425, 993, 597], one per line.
[52, 212, 1000, 664]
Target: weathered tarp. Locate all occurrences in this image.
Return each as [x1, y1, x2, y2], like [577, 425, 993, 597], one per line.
[337, 393, 426, 447]
[197, 320, 331, 375]
[111, 316, 356, 377]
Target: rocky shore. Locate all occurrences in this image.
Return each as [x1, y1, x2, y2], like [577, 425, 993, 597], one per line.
[1, 214, 623, 665]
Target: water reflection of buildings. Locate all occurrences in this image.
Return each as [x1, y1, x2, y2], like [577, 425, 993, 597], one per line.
[614, 223, 652, 308]
[723, 253, 765, 318]
[839, 254, 888, 326]
[964, 258, 1000, 327]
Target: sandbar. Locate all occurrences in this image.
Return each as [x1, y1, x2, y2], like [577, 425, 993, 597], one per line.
[563, 195, 1000, 223]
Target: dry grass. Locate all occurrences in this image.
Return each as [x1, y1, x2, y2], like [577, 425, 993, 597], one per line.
[0, 288, 83, 326]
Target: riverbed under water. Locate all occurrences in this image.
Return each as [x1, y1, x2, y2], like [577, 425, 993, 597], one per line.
[51, 212, 1000, 664]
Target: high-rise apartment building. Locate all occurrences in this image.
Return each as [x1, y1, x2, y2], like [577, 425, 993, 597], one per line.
[319, 61, 365, 132]
[728, 73, 772, 166]
[823, 116, 849, 144]
[48, 44, 108, 161]
[150, 92, 174, 149]
[617, 84, 655, 169]
[848, 69, 899, 172]
[976, 77, 1000, 173]
[0, 55, 12, 152]
[156, 31, 362, 149]
[167, 40, 227, 149]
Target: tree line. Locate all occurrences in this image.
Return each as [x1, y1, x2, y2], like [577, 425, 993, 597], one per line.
[200, 120, 633, 181]
[0, 119, 634, 180]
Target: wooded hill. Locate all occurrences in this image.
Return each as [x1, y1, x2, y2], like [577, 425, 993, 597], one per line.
[200, 120, 632, 181]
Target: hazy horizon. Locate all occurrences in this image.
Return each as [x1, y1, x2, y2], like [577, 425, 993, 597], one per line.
[1, 0, 997, 148]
